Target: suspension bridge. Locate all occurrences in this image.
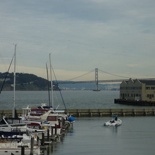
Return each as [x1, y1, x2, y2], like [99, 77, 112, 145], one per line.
[56, 68, 155, 91]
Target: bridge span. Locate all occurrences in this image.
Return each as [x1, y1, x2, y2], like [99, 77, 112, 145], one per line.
[57, 68, 155, 84]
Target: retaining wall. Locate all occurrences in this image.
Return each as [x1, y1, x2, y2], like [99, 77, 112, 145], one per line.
[1, 109, 155, 117]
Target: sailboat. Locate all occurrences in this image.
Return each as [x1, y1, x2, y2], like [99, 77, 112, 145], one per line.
[6, 45, 22, 117]
[0, 45, 41, 136]
[18, 53, 75, 138]
[48, 53, 75, 124]
[0, 45, 20, 120]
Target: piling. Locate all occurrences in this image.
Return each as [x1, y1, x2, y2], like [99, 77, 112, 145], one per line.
[21, 146, 25, 155]
[41, 133, 45, 146]
[51, 126, 54, 136]
[30, 137, 34, 155]
[47, 128, 50, 141]
[54, 124, 57, 135]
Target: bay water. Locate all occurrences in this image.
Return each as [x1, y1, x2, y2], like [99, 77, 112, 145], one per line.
[0, 90, 150, 109]
[0, 90, 155, 155]
[45, 117, 155, 155]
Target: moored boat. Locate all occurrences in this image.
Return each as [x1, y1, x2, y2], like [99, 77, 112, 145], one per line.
[104, 116, 122, 127]
[21, 103, 75, 136]
[0, 133, 40, 155]
[0, 143, 40, 155]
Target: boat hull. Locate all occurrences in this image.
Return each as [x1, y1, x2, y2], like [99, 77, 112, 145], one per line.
[104, 119, 122, 127]
[0, 141, 40, 155]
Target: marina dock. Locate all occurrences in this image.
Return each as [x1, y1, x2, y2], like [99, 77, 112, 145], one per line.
[1, 108, 155, 117]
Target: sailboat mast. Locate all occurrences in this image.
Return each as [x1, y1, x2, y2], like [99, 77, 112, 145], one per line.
[49, 53, 54, 108]
[13, 44, 17, 118]
[46, 63, 51, 106]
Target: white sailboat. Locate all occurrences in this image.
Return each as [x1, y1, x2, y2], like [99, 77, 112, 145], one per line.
[19, 53, 74, 136]
[47, 53, 75, 125]
[0, 46, 39, 155]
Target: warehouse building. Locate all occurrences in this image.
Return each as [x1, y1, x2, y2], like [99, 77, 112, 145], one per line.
[119, 78, 155, 102]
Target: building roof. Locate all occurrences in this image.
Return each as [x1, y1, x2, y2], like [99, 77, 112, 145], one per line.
[139, 80, 155, 85]
[122, 79, 155, 85]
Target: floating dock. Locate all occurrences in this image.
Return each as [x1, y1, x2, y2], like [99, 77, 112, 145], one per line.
[1, 109, 155, 117]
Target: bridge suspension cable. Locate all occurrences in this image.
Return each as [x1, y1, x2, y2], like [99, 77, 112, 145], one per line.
[65, 69, 94, 81]
[57, 68, 155, 85]
[59, 68, 131, 84]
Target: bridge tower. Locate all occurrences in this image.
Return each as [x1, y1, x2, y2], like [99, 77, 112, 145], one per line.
[94, 68, 100, 91]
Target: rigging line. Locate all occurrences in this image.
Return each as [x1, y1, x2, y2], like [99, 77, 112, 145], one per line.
[65, 69, 94, 81]
[50, 65, 67, 111]
[0, 53, 15, 94]
[0, 54, 9, 71]
[98, 69, 130, 79]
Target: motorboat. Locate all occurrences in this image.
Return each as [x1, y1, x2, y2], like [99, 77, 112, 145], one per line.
[0, 134, 40, 155]
[20, 102, 75, 137]
[22, 103, 72, 126]
[0, 116, 28, 133]
[0, 116, 48, 137]
[104, 116, 122, 127]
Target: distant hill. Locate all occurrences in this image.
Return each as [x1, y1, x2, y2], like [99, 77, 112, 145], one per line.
[0, 72, 120, 91]
[0, 72, 51, 91]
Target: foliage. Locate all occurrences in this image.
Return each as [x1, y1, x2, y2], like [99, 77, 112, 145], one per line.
[0, 72, 50, 91]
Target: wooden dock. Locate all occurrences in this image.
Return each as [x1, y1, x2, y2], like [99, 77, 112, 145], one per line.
[1, 108, 155, 117]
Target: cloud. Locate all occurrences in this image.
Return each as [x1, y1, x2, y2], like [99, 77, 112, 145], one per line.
[127, 64, 140, 68]
[0, 0, 155, 80]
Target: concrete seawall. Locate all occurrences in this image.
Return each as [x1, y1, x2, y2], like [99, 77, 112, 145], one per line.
[1, 108, 155, 117]
[67, 109, 155, 117]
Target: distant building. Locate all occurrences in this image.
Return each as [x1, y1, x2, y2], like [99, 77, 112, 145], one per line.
[120, 78, 155, 102]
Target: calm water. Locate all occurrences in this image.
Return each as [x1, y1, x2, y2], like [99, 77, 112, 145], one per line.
[43, 117, 155, 155]
[0, 90, 151, 109]
[0, 91, 155, 155]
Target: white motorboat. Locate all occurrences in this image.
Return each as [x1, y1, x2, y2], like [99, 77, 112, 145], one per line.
[0, 134, 40, 155]
[104, 116, 122, 127]
[0, 116, 48, 138]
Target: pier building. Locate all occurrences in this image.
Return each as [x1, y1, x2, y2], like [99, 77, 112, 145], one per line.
[120, 78, 155, 101]
[115, 78, 155, 106]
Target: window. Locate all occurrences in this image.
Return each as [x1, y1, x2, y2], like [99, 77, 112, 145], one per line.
[147, 94, 154, 99]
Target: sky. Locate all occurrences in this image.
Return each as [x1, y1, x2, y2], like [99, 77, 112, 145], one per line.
[0, 0, 155, 81]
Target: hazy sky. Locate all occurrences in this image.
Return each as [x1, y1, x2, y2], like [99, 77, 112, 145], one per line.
[0, 0, 155, 81]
